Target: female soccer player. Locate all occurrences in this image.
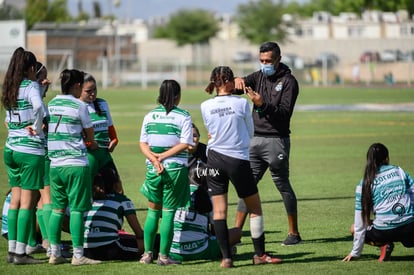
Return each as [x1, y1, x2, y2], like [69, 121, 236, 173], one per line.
[343, 143, 414, 262]
[2, 47, 45, 264]
[47, 69, 100, 265]
[139, 79, 193, 265]
[201, 66, 282, 268]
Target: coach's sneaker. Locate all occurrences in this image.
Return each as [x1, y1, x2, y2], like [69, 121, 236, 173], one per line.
[282, 233, 302, 246]
[378, 243, 394, 262]
[6, 252, 15, 263]
[13, 254, 44, 265]
[139, 252, 153, 264]
[71, 256, 101, 266]
[49, 255, 69, 265]
[157, 254, 181, 265]
[253, 253, 282, 265]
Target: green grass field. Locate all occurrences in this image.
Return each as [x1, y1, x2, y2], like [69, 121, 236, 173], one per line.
[1, 85, 414, 274]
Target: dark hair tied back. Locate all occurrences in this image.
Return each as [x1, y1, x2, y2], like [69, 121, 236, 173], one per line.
[60, 69, 84, 95]
[205, 66, 234, 94]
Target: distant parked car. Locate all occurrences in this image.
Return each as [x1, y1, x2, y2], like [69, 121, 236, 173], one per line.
[232, 51, 253, 63]
[380, 49, 405, 62]
[281, 54, 304, 69]
[359, 51, 380, 63]
[315, 52, 339, 68]
[402, 50, 414, 61]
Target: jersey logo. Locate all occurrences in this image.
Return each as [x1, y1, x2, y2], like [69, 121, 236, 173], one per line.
[275, 82, 283, 92]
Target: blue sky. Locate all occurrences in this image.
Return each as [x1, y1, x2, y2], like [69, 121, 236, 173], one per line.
[67, 0, 308, 20]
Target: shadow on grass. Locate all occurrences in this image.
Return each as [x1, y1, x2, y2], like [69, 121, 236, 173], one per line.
[304, 235, 353, 243]
[134, 196, 355, 212]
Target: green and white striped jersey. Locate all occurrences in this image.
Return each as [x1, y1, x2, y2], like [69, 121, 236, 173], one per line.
[47, 94, 93, 167]
[4, 79, 45, 155]
[170, 184, 212, 256]
[86, 98, 113, 148]
[84, 193, 136, 248]
[140, 105, 193, 167]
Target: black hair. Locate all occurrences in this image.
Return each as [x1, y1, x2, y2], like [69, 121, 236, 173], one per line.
[259, 41, 281, 60]
[205, 66, 234, 94]
[60, 69, 84, 95]
[157, 79, 181, 114]
[192, 123, 200, 137]
[361, 143, 389, 225]
[93, 167, 119, 199]
[1, 47, 37, 109]
[83, 73, 102, 116]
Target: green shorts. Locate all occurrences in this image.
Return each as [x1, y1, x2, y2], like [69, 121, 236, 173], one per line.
[140, 164, 189, 209]
[169, 238, 220, 261]
[50, 166, 92, 211]
[3, 147, 44, 190]
[87, 148, 113, 179]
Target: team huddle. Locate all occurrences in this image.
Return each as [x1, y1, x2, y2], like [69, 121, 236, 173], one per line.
[2, 41, 414, 268]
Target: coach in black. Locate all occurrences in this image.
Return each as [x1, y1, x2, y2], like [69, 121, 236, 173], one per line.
[233, 41, 301, 246]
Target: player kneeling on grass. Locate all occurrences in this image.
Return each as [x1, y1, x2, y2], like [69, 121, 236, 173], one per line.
[169, 162, 242, 261]
[343, 143, 414, 262]
[83, 167, 144, 261]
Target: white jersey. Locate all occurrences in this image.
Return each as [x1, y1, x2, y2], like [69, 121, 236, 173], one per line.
[140, 105, 193, 167]
[351, 165, 414, 257]
[4, 79, 45, 155]
[201, 95, 253, 160]
[47, 94, 93, 167]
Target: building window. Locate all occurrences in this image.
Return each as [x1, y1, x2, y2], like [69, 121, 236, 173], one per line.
[348, 26, 363, 37]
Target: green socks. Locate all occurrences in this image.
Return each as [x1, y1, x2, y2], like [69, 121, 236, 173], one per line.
[159, 209, 175, 256]
[48, 210, 64, 245]
[70, 211, 85, 248]
[143, 208, 161, 252]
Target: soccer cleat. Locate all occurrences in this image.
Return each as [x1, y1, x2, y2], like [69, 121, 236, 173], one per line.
[281, 233, 302, 246]
[220, 258, 234, 268]
[157, 254, 181, 265]
[49, 255, 69, 264]
[13, 254, 44, 265]
[71, 256, 101, 266]
[378, 243, 394, 262]
[253, 253, 282, 265]
[139, 252, 153, 264]
[6, 252, 14, 263]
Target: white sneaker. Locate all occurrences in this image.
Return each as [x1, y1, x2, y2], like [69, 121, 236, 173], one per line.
[157, 254, 181, 265]
[139, 252, 153, 264]
[71, 256, 101, 266]
[49, 255, 69, 265]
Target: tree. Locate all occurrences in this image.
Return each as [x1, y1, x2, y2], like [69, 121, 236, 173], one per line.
[235, 0, 289, 45]
[0, 3, 23, 20]
[26, 0, 71, 29]
[299, 0, 414, 17]
[154, 9, 220, 46]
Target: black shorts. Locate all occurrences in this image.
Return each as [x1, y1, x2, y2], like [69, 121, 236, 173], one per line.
[365, 220, 414, 247]
[84, 236, 139, 261]
[206, 149, 258, 198]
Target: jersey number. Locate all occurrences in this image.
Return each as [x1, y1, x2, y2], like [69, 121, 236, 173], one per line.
[53, 114, 63, 133]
